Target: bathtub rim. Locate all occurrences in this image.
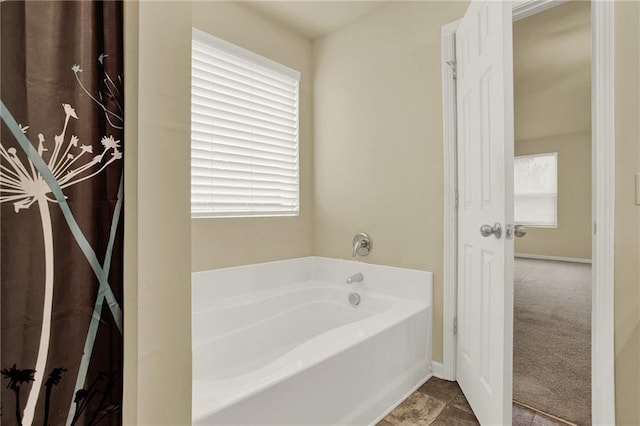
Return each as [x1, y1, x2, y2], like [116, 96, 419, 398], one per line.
[192, 256, 433, 310]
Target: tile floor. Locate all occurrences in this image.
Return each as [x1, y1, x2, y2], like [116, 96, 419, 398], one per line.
[377, 377, 574, 426]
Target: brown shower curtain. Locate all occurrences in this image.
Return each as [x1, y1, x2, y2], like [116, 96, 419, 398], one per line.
[1, 1, 124, 425]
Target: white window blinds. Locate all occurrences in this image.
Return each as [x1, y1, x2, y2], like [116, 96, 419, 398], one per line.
[191, 29, 300, 218]
[514, 152, 558, 227]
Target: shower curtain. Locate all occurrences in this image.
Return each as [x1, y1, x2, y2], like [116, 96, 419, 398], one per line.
[1, 1, 124, 425]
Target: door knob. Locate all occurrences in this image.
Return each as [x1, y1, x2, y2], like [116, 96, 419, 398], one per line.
[514, 224, 527, 238]
[480, 223, 502, 239]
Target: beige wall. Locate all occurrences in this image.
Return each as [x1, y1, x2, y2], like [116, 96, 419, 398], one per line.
[513, 1, 591, 260]
[614, 2, 640, 424]
[137, 2, 193, 424]
[190, 2, 314, 272]
[312, 1, 468, 363]
[125, 1, 193, 424]
[123, 1, 138, 423]
[514, 133, 591, 259]
[513, 2, 591, 143]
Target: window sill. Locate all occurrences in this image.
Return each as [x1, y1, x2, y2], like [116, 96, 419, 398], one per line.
[192, 213, 299, 220]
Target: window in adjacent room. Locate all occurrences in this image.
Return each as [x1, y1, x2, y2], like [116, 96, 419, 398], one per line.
[514, 152, 558, 227]
[191, 29, 300, 218]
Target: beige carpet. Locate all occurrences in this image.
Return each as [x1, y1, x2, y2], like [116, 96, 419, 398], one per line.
[513, 258, 591, 425]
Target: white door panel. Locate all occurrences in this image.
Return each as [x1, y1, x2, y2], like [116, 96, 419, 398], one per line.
[455, 1, 514, 425]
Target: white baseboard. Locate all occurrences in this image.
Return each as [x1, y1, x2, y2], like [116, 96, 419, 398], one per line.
[515, 253, 592, 264]
[431, 361, 445, 379]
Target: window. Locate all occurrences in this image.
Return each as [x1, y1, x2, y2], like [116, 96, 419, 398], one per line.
[191, 29, 300, 218]
[514, 153, 557, 227]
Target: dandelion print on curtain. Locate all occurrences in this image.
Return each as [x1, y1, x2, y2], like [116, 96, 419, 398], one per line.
[1, 1, 124, 425]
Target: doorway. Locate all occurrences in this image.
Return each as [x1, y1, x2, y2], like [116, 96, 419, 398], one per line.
[440, 0, 615, 425]
[512, 3, 592, 423]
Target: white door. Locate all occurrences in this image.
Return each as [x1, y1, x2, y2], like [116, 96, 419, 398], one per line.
[455, 1, 514, 425]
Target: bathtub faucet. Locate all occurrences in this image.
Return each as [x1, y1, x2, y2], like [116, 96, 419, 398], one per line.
[346, 272, 364, 284]
[352, 233, 372, 257]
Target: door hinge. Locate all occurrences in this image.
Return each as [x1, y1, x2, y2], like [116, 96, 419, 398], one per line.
[453, 317, 458, 335]
[454, 190, 459, 209]
[446, 60, 457, 80]
[594, 222, 597, 234]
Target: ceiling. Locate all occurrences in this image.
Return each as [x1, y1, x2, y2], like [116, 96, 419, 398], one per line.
[240, 1, 387, 40]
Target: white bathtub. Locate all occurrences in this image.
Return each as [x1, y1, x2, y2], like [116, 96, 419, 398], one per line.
[192, 257, 433, 425]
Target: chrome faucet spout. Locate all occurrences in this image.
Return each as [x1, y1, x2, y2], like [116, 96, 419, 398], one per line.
[346, 272, 364, 284]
